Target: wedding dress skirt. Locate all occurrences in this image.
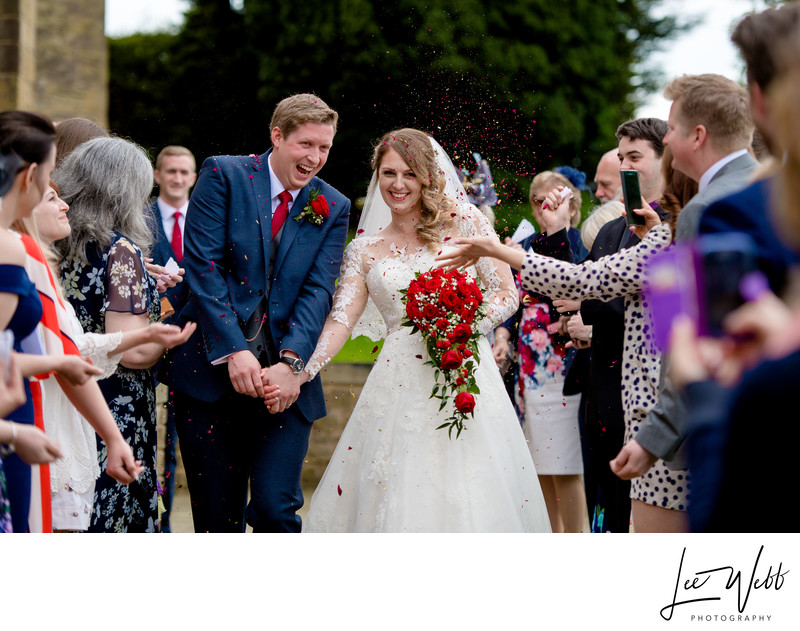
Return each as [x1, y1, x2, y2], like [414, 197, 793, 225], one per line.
[304, 327, 551, 533]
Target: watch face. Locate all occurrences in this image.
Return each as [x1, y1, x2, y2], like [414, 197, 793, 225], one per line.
[283, 357, 304, 373]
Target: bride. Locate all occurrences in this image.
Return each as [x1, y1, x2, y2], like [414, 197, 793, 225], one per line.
[269, 128, 552, 532]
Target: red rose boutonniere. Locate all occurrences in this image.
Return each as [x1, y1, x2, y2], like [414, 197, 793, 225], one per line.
[295, 188, 329, 226]
[401, 267, 486, 438]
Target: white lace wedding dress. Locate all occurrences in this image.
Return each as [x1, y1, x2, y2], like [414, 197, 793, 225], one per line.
[303, 204, 551, 532]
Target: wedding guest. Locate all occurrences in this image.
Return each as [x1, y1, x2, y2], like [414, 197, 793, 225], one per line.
[620, 13, 800, 496]
[439, 180, 688, 533]
[607, 146, 696, 482]
[15, 182, 192, 531]
[493, 170, 586, 532]
[0, 110, 102, 532]
[54, 117, 109, 168]
[552, 199, 624, 521]
[669, 24, 800, 533]
[533, 169, 587, 262]
[148, 145, 197, 531]
[568, 118, 668, 532]
[592, 149, 622, 203]
[54, 136, 167, 532]
[1, 353, 62, 533]
[664, 74, 756, 242]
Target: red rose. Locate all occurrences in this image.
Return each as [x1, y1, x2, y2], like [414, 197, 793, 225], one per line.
[460, 308, 475, 324]
[455, 377, 465, 386]
[310, 195, 329, 217]
[440, 349, 463, 370]
[436, 318, 449, 331]
[439, 287, 460, 309]
[457, 279, 473, 298]
[462, 347, 473, 358]
[471, 285, 484, 301]
[454, 392, 476, 414]
[452, 322, 472, 343]
[422, 303, 440, 319]
[436, 339, 452, 349]
[406, 301, 422, 321]
[425, 276, 443, 291]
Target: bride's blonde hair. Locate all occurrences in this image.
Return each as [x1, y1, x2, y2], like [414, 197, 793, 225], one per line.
[371, 128, 456, 247]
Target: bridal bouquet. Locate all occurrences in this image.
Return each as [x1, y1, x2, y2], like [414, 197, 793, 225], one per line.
[401, 267, 485, 438]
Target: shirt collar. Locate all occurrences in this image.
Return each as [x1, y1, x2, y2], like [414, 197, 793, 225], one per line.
[698, 149, 749, 191]
[267, 154, 300, 204]
[157, 197, 189, 222]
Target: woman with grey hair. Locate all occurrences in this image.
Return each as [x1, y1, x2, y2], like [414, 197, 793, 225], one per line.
[54, 136, 164, 532]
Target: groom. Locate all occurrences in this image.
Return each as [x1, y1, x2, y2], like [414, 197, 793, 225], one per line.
[167, 94, 350, 532]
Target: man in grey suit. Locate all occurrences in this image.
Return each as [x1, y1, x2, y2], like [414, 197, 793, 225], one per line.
[610, 73, 756, 481]
[662, 73, 756, 242]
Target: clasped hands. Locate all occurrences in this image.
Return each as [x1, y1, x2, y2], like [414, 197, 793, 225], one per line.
[227, 350, 305, 414]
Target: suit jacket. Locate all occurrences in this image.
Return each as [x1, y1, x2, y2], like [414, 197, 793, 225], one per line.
[166, 150, 350, 421]
[698, 175, 799, 295]
[573, 215, 632, 435]
[674, 152, 758, 242]
[637, 160, 792, 464]
[146, 201, 190, 326]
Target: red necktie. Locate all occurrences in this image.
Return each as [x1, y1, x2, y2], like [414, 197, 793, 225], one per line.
[272, 190, 292, 238]
[171, 210, 183, 263]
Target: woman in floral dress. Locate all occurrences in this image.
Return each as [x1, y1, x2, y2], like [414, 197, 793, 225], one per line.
[55, 137, 163, 532]
[493, 171, 587, 533]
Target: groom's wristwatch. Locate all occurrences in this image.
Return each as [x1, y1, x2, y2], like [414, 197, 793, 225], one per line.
[279, 356, 305, 374]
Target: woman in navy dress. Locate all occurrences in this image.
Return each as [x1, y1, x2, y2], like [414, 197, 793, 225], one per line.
[0, 111, 57, 532]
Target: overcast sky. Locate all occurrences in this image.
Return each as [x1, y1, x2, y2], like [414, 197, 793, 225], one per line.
[104, 0, 769, 120]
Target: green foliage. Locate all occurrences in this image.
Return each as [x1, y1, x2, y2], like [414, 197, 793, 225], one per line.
[109, 0, 686, 212]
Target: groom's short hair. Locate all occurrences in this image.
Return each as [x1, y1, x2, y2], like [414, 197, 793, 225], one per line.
[270, 93, 339, 140]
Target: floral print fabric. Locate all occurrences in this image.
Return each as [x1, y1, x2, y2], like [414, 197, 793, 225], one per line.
[60, 234, 160, 532]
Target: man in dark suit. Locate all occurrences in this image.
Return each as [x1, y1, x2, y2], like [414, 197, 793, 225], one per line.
[147, 145, 197, 532]
[577, 118, 668, 532]
[679, 4, 800, 531]
[167, 94, 350, 532]
[610, 74, 758, 484]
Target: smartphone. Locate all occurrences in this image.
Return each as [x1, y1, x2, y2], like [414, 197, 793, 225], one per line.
[696, 232, 759, 337]
[644, 233, 760, 348]
[643, 244, 700, 351]
[0, 329, 14, 382]
[620, 169, 645, 226]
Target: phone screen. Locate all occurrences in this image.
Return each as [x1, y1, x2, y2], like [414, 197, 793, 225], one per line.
[620, 169, 645, 226]
[698, 233, 758, 337]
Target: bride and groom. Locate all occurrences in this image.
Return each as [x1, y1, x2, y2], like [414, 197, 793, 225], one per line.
[169, 93, 551, 533]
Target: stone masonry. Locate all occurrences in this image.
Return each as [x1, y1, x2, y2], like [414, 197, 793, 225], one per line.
[0, 0, 107, 125]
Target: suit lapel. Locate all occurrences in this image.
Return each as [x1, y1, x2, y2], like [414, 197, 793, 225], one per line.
[250, 151, 273, 282]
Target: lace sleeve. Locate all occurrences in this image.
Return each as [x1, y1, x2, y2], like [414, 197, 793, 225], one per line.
[76, 331, 124, 379]
[455, 203, 519, 333]
[518, 224, 672, 301]
[305, 239, 370, 379]
[104, 237, 151, 316]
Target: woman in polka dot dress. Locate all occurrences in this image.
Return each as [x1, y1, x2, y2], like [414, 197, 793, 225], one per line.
[438, 185, 689, 532]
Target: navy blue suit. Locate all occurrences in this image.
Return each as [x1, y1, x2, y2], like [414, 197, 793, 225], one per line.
[146, 201, 189, 328]
[169, 150, 350, 532]
[699, 176, 798, 295]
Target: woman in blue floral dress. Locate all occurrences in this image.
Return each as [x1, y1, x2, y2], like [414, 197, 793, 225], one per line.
[55, 137, 163, 532]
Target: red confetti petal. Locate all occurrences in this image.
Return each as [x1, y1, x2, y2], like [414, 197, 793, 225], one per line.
[337, 485, 342, 496]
